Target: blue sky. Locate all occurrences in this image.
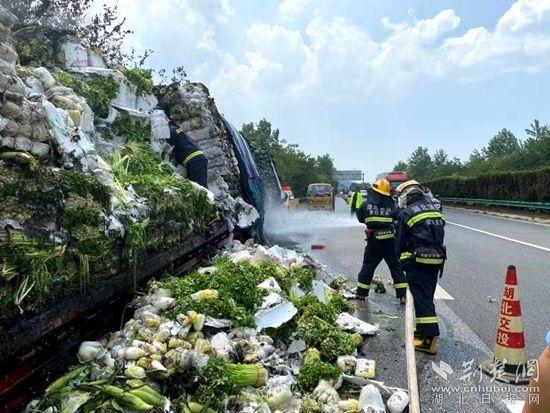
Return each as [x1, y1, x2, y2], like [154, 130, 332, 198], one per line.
[107, 0, 550, 180]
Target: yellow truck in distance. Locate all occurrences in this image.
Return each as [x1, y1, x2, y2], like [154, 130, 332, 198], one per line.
[307, 183, 335, 211]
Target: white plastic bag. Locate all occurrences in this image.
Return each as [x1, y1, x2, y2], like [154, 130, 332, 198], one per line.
[387, 390, 410, 413]
[358, 384, 385, 413]
[335, 312, 379, 336]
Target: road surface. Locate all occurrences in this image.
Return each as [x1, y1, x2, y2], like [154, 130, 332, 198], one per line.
[266, 199, 549, 412]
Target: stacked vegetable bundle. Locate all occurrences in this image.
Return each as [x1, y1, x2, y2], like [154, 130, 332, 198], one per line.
[0, 139, 213, 323]
[28, 243, 409, 413]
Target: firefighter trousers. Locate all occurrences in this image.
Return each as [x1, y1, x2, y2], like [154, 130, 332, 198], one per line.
[187, 155, 208, 188]
[357, 238, 407, 298]
[405, 263, 441, 337]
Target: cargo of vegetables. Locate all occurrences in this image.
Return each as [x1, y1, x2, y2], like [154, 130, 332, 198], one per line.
[0, 2, 264, 332]
[26, 242, 409, 413]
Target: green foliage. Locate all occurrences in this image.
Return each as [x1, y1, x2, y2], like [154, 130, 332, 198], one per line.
[16, 38, 52, 66]
[123, 218, 149, 289]
[59, 194, 102, 229]
[326, 290, 353, 314]
[0, 161, 115, 316]
[278, 266, 315, 295]
[195, 357, 266, 410]
[162, 259, 273, 327]
[241, 119, 335, 197]
[393, 160, 408, 172]
[112, 111, 151, 143]
[482, 129, 521, 158]
[425, 167, 550, 202]
[54, 71, 119, 118]
[57, 170, 112, 210]
[297, 348, 341, 393]
[297, 295, 338, 323]
[395, 120, 550, 191]
[109, 143, 211, 249]
[123, 67, 154, 95]
[241, 119, 280, 153]
[298, 315, 359, 362]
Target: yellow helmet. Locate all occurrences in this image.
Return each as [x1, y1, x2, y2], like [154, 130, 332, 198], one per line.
[395, 179, 422, 195]
[371, 178, 391, 196]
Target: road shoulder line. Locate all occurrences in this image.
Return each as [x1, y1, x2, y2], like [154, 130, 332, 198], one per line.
[435, 284, 454, 300]
[445, 206, 550, 228]
[447, 221, 550, 252]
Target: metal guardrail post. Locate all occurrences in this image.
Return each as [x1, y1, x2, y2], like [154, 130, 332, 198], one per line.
[405, 289, 421, 413]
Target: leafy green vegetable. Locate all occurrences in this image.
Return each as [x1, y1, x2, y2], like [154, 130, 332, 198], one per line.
[297, 295, 338, 323]
[279, 266, 315, 295]
[326, 290, 353, 314]
[298, 315, 359, 362]
[54, 71, 119, 117]
[162, 260, 272, 327]
[297, 348, 341, 393]
[195, 356, 267, 410]
[112, 111, 151, 143]
[123, 67, 154, 95]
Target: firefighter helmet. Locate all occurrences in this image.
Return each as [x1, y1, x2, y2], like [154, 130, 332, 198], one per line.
[371, 179, 391, 196]
[395, 179, 422, 195]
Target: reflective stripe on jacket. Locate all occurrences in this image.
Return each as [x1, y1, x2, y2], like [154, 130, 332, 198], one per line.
[356, 188, 397, 233]
[396, 194, 446, 264]
[183, 150, 204, 166]
[169, 123, 204, 166]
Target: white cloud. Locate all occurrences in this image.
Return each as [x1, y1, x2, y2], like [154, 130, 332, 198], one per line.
[100, 0, 550, 105]
[209, 0, 550, 102]
[278, 0, 314, 20]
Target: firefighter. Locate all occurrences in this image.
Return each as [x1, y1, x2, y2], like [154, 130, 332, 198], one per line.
[349, 187, 363, 216]
[355, 179, 408, 303]
[396, 187, 446, 354]
[395, 180, 424, 208]
[168, 122, 208, 188]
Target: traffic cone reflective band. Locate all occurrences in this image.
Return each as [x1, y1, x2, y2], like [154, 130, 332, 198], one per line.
[482, 265, 531, 384]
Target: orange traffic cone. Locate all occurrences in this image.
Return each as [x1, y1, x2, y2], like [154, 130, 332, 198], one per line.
[482, 265, 531, 384]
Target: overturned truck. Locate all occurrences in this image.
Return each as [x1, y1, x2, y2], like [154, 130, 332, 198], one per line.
[0, 5, 276, 407]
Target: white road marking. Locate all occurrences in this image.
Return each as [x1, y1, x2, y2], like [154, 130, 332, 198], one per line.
[504, 399, 524, 413]
[447, 221, 550, 253]
[446, 206, 550, 228]
[434, 284, 454, 300]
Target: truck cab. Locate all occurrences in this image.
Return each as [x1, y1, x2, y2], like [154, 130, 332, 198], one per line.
[307, 183, 335, 211]
[376, 171, 409, 194]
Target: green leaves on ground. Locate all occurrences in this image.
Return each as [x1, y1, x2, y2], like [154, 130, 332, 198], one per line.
[162, 260, 274, 327]
[298, 315, 359, 362]
[297, 348, 341, 393]
[195, 357, 267, 410]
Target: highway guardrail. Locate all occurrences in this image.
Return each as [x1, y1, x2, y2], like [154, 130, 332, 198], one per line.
[440, 197, 550, 211]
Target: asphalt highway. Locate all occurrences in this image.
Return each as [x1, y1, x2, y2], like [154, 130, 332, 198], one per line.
[266, 199, 550, 412]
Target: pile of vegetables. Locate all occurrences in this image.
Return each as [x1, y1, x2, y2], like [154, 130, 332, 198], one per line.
[0, 141, 213, 324]
[28, 243, 405, 413]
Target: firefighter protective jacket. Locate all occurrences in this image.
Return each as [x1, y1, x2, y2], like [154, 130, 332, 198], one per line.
[349, 191, 363, 213]
[396, 193, 446, 263]
[169, 123, 204, 166]
[356, 189, 398, 239]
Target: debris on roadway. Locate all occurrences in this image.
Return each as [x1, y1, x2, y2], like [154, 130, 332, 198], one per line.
[27, 241, 410, 413]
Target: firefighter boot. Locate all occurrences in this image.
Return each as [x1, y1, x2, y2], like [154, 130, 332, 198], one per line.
[414, 336, 438, 355]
